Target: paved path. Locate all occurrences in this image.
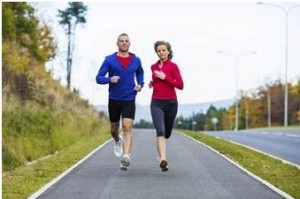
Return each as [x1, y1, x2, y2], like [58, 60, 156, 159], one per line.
[204, 129, 300, 166]
[33, 129, 287, 199]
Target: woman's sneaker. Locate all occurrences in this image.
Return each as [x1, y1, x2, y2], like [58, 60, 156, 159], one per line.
[114, 135, 123, 157]
[160, 159, 168, 172]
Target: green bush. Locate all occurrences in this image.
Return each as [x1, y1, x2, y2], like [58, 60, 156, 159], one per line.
[2, 96, 107, 171]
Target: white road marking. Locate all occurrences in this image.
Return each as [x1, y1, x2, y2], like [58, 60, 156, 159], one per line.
[286, 134, 300, 138]
[27, 139, 112, 199]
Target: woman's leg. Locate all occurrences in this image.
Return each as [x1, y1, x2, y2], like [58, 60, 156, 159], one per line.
[151, 100, 167, 160]
[164, 100, 178, 139]
[156, 136, 166, 161]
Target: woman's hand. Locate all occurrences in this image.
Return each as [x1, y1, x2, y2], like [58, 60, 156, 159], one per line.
[148, 80, 153, 88]
[154, 70, 166, 80]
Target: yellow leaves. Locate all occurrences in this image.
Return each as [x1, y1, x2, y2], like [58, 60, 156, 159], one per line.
[2, 41, 46, 78]
[3, 41, 30, 74]
[227, 107, 235, 120]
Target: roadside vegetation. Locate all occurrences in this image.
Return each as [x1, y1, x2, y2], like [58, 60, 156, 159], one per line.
[174, 80, 300, 131]
[2, 125, 110, 199]
[2, 3, 111, 199]
[2, 93, 110, 172]
[182, 130, 300, 199]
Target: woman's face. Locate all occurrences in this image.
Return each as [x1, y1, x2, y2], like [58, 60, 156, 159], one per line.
[156, 44, 169, 61]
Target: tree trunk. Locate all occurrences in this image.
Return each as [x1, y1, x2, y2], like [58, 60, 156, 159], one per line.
[66, 23, 72, 90]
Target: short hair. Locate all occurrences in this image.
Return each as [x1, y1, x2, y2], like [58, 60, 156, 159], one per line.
[154, 40, 173, 60]
[117, 33, 129, 41]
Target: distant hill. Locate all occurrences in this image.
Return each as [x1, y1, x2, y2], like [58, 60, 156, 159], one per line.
[95, 99, 234, 122]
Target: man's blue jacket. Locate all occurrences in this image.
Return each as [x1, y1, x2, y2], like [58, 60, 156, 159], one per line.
[96, 53, 144, 101]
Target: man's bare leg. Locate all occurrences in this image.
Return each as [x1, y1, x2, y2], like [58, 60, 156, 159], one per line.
[111, 122, 123, 157]
[111, 122, 120, 141]
[119, 118, 133, 170]
[122, 118, 133, 154]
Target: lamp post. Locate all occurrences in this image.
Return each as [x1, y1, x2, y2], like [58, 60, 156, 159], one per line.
[192, 121, 196, 131]
[257, 2, 300, 127]
[218, 50, 257, 131]
[244, 91, 250, 130]
[267, 85, 271, 128]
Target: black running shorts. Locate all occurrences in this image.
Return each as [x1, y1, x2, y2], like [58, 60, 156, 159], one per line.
[108, 99, 135, 122]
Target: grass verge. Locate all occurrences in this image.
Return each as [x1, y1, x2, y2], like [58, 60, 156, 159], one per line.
[250, 126, 300, 130]
[181, 130, 300, 199]
[2, 131, 111, 199]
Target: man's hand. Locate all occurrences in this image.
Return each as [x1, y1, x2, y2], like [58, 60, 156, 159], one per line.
[110, 76, 120, 83]
[134, 84, 142, 92]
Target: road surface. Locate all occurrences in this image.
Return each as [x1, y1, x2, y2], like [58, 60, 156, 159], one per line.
[30, 129, 288, 199]
[203, 129, 300, 166]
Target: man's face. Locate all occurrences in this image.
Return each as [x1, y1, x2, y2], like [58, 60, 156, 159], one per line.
[117, 35, 130, 53]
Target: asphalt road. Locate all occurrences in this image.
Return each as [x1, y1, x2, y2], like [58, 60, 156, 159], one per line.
[203, 129, 300, 166]
[31, 129, 288, 199]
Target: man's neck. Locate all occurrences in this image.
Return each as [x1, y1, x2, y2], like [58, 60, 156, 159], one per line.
[117, 51, 130, 57]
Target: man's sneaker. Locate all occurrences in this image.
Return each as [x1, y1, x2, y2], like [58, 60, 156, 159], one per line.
[120, 164, 128, 171]
[121, 154, 130, 167]
[114, 135, 123, 157]
[160, 159, 168, 172]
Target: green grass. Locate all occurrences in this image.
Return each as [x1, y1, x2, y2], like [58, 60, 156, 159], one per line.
[181, 130, 300, 199]
[2, 96, 111, 199]
[2, 130, 111, 199]
[249, 125, 300, 130]
[2, 100, 107, 171]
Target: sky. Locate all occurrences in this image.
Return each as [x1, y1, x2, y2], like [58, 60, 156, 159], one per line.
[35, 1, 300, 106]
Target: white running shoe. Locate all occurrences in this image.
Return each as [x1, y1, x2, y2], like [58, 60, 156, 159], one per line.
[114, 135, 123, 157]
[121, 153, 130, 167]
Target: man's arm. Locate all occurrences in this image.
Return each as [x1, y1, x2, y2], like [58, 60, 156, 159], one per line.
[135, 58, 144, 88]
[96, 60, 111, 84]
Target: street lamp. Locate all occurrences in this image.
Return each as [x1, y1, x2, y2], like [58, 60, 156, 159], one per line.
[192, 121, 196, 131]
[218, 50, 257, 131]
[267, 85, 271, 128]
[257, 2, 300, 127]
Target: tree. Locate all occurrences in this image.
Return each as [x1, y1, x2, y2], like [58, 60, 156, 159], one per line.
[2, 2, 56, 101]
[58, 2, 87, 90]
[204, 105, 218, 130]
[289, 80, 300, 125]
[2, 2, 56, 62]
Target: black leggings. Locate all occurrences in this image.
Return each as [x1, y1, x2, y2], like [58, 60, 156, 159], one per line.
[150, 99, 178, 139]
